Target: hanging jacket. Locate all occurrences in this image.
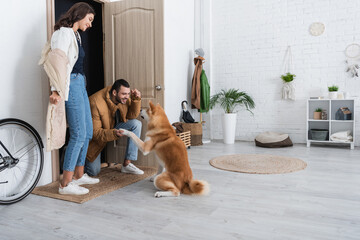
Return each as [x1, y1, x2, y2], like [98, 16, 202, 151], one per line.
[191, 56, 204, 109]
[199, 70, 210, 113]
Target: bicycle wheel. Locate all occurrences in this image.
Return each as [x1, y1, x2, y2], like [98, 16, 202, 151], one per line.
[0, 118, 44, 204]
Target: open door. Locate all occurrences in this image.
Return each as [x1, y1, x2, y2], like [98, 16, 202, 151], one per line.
[103, 0, 164, 167]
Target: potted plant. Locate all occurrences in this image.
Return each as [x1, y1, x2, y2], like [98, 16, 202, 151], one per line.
[209, 89, 255, 144]
[314, 108, 322, 120]
[281, 72, 296, 100]
[281, 72, 296, 83]
[328, 85, 339, 99]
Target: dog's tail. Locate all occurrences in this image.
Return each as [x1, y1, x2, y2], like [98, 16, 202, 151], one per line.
[183, 179, 210, 196]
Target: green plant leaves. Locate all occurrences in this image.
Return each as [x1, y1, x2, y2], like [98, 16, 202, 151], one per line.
[209, 88, 255, 114]
[328, 85, 339, 92]
[281, 72, 296, 82]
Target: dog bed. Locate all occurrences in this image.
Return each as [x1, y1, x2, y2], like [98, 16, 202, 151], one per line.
[255, 131, 293, 148]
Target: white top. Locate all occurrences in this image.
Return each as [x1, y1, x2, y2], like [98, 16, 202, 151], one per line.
[50, 27, 79, 101]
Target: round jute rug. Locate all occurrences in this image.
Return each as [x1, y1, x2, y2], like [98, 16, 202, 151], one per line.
[209, 154, 307, 174]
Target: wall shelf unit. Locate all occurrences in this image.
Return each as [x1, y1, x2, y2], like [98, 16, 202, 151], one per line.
[306, 99, 355, 149]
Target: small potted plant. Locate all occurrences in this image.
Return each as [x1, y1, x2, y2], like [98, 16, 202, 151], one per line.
[281, 72, 296, 100]
[328, 85, 339, 99]
[281, 72, 296, 83]
[314, 108, 322, 120]
[209, 89, 255, 144]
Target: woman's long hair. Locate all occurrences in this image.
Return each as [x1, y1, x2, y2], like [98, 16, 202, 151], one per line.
[54, 2, 95, 31]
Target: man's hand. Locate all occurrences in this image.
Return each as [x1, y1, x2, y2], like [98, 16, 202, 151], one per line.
[118, 129, 130, 136]
[49, 91, 61, 105]
[115, 129, 124, 137]
[131, 89, 141, 99]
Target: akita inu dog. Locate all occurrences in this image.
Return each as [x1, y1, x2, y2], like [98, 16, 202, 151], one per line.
[120, 102, 209, 198]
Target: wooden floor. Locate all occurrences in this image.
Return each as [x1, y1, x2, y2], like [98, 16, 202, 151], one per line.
[1, 141, 359, 239]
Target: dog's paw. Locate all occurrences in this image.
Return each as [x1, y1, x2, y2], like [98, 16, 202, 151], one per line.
[119, 128, 130, 136]
[154, 191, 163, 198]
[154, 191, 179, 198]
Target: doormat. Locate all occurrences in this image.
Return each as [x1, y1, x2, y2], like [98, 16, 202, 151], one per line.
[209, 154, 306, 174]
[32, 165, 157, 204]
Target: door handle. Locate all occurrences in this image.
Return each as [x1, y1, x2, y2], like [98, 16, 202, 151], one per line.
[155, 85, 162, 91]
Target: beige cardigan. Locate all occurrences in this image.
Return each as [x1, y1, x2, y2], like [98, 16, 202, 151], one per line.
[39, 28, 79, 151]
[39, 43, 68, 151]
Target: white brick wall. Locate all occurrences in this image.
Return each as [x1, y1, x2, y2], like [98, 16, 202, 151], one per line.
[210, 0, 360, 145]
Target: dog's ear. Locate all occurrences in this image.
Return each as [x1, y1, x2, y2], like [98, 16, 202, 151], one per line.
[149, 101, 155, 111]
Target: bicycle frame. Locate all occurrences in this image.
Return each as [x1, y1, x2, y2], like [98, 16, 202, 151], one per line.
[0, 140, 19, 173]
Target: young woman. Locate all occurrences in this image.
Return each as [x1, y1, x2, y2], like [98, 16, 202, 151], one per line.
[47, 2, 99, 195]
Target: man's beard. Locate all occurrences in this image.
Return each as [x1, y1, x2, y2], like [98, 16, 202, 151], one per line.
[115, 95, 127, 104]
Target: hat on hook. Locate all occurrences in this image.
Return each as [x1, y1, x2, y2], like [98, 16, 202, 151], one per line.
[195, 48, 205, 57]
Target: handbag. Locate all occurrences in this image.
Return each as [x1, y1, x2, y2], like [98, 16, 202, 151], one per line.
[181, 101, 195, 123]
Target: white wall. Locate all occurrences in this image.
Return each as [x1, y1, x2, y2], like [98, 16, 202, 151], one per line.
[164, 0, 195, 124]
[0, 1, 52, 185]
[209, 0, 360, 145]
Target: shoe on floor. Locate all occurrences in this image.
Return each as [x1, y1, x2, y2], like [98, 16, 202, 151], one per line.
[72, 173, 100, 185]
[121, 163, 144, 175]
[59, 182, 89, 195]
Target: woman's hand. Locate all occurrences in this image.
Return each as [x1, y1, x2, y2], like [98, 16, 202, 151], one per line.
[49, 91, 61, 105]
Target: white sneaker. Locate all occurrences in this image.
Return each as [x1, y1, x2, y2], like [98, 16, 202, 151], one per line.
[59, 182, 89, 195]
[72, 173, 100, 185]
[121, 163, 144, 175]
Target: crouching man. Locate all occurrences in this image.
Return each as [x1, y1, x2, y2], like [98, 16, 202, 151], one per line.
[85, 79, 144, 176]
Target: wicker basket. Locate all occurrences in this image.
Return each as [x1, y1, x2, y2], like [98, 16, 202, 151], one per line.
[181, 123, 203, 146]
[176, 131, 191, 148]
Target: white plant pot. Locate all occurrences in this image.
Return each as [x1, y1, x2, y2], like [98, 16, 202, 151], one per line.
[222, 113, 237, 144]
[328, 91, 338, 99]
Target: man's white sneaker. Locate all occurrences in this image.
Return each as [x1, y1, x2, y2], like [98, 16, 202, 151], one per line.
[121, 163, 144, 175]
[72, 173, 100, 185]
[59, 182, 89, 195]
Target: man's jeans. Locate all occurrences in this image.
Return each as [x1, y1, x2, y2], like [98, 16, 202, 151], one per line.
[63, 73, 93, 172]
[85, 119, 142, 176]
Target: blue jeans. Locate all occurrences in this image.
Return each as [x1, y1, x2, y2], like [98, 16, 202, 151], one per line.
[85, 119, 141, 176]
[63, 73, 93, 172]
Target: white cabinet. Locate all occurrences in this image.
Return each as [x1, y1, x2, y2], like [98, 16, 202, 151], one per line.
[306, 99, 355, 149]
